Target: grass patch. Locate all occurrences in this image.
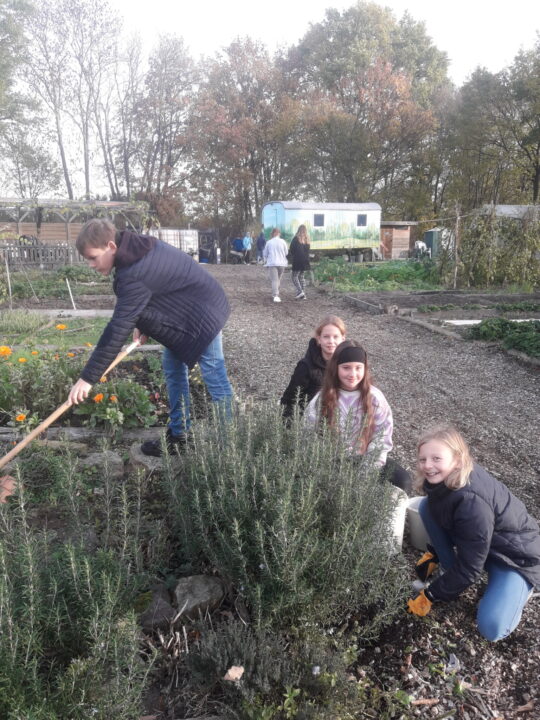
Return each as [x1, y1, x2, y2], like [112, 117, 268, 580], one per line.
[314, 258, 440, 292]
[0, 314, 110, 348]
[7, 266, 112, 301]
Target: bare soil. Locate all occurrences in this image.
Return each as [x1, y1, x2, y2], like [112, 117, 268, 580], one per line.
[209, 263, 540, 719]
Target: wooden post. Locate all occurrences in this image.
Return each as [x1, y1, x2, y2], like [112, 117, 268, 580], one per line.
[453, 203, 460, 290]
[4, 254, 12, 310]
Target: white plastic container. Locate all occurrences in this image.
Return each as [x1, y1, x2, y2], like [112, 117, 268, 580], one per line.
[389, 487, 409, 553]
[406, 496, 431, 551]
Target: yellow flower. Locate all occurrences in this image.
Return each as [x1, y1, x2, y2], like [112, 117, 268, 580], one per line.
[15, 413, 26, 422]
[85, 342, 93, 347]
[0, 346, 13, 357]
[55, 323, 67, 330]
[67, 352, 75, 357]
[18, 357, 27, 363]
[31, 350, 39, 355]
[109, 395, 118, 403]
[93, 393, 104, 403]
[99, 376, 107, 383]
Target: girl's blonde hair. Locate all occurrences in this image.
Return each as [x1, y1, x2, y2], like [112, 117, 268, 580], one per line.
[319, 340, 373, 454]
[314, 315, 347, 340]
[414, 425, 474, 492]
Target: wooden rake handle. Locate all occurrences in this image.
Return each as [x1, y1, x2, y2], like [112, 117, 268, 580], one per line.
[0, 339, 140, 471]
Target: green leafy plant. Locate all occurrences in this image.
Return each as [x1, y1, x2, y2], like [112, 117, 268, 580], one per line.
[314, 258, 440, 292]
[164, 403, 408, 632]
[468, 318, 540, 357]
[73, 379, 157, 435]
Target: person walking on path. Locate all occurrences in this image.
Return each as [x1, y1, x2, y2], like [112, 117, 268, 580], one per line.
[67, 218, 234, 456]
[263, 228, 288, 303]
[255, 229, 266, 264]
[408, 425, 539, 641]
[288, 224, 311, 299]
[280, 315, 346, 418]
[242, 231, 252, 264]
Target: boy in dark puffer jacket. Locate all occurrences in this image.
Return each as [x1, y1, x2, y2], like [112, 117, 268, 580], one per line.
[68, 219, 233, 456]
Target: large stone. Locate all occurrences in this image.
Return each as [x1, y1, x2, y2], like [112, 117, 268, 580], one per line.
[128, 442, 164, 473]
[138, 590, 176, 632]
[78, 450, 124, 479]
[174, 575, 224, 620]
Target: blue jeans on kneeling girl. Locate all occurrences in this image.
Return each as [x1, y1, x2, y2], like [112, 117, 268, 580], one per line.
[418, 498, 532, 642]
[162, 332, 233, 435]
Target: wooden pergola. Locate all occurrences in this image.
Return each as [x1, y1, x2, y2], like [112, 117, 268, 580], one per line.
[0, 198, 152, 244]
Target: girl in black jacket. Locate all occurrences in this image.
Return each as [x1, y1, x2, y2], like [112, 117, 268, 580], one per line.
[289, 224, 311, 300]
[280, 315, 346, 418]
[408, 425, 539, 641]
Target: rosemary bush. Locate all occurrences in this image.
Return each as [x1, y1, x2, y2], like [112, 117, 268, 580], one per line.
[165, 403, 407, 632]
[0, 451, 155, 718]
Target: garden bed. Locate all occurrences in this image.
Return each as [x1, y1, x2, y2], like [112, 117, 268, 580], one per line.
[0, 264, 539, 719]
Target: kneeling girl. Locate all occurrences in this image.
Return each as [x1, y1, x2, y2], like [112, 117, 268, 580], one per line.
[305, 340, 411, 492]
[408, 425, 540, 641]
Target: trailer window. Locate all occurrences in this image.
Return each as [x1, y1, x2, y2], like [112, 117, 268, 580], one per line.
[314, 213, 325, 227]
[357, 214, 367, 227]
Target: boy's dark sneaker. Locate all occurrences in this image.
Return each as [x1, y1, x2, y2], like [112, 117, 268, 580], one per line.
[140, 430, 189, 457]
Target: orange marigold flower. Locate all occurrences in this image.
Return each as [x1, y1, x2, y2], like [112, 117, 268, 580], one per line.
[54, 354, 60, 360]
[0, 346, 13, 356]
[15, 413, 26, 422]
[18, 357, 27, 363]
[31, 350, 39, 355]
[55, 323, 67, 330]
[67, 352, 75, 357]
[93, 393, 104, 403]
[109, 395, 118, 403]
[99, 376, 107, 383]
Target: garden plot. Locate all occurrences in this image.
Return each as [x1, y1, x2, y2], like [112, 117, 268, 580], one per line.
[0, 264, 538, 719]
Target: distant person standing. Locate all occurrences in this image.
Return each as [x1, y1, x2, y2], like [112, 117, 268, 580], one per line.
[242, 231, 252, 264]
[263, 228, 288, 303]
[288, 224, 311, 300]
[256, 229, 266, 264]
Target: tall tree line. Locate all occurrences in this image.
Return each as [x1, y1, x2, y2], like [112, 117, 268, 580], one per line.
[0, 0, 538, 232]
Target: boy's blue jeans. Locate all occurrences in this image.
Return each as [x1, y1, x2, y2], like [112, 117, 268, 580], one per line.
[162, 332, 233, 435]
[419, 498, 532, 641]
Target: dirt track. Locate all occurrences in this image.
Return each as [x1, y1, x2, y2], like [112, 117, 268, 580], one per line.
[212, 263, 540, 716]
[211, 264, 540, 515]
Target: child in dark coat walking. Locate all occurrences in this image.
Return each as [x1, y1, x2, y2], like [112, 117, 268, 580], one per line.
[288, 224, 310, 299]
[408, 425, 540, 641]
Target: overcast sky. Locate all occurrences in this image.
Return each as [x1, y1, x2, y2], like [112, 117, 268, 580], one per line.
[110, 0, 540, 85]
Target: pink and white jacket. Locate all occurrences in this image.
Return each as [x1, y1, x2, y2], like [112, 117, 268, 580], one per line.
[305, 387, 393, 466]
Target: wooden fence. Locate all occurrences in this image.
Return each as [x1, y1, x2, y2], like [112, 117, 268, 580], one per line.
[0, 243, 84, 269]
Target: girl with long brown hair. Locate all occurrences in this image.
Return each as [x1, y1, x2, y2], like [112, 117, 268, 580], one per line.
[280, 315, 346, 418]
[305, 340, 411, 491]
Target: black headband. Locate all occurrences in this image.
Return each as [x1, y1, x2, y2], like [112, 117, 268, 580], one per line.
[337, 345, 366, 365]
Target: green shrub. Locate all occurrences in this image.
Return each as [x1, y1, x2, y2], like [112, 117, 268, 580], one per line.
[502, 321, 540, 357]
[468, 317, 514, 341]
[468, 319, 540, 357]
[73, 378, 157, 435]
[0, 469, 153, 719]
[314, 258, 439, 292]
[164, 404, 407, 632]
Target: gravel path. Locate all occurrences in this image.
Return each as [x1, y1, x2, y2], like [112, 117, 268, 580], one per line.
[210, 264, 540, 516]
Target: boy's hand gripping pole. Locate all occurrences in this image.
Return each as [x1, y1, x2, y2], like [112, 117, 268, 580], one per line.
[0, 339, 140, 471]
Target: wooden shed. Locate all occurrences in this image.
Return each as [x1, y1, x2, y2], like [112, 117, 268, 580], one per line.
[380, 221, 418, 259]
